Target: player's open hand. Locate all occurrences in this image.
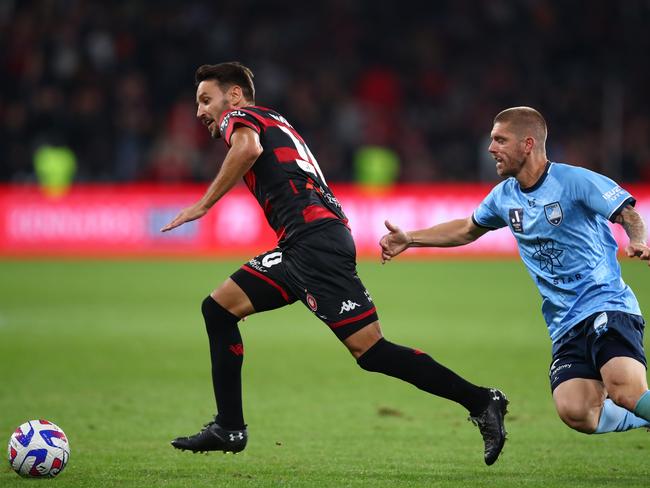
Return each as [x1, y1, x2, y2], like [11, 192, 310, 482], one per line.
[160, 204, 208, 232]
[379, 220, 411, 264]
[625, 242, 650, 265]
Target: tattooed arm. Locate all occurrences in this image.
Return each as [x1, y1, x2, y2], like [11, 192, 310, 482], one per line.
[615, 205, 650, 265]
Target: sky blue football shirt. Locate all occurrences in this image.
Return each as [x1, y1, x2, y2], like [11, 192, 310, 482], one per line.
[473, 161, 641, 344]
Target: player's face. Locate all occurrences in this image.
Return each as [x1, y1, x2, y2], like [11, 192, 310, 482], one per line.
[488, 122, 527, 178]
[196, 81, 232, 139]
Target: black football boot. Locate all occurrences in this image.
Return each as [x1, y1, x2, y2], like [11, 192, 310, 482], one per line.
[469, 388, 508, 465]
[171, 419, 247, 454]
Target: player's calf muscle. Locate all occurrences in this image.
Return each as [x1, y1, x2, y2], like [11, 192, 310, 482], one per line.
[607, 387, 646, 411]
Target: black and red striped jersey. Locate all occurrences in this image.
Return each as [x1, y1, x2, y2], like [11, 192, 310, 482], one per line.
[218, 105, 347, 245]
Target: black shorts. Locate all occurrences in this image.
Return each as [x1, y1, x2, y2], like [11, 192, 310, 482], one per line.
[549, 311, 646, 392]
[230, 221, 378, 340]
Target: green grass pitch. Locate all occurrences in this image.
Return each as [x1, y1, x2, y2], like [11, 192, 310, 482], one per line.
[1, 258, 649, 487]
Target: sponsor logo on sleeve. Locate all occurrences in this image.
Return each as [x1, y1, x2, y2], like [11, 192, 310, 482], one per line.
[220, 110, 249, 133]
[602, 185, 625, 202]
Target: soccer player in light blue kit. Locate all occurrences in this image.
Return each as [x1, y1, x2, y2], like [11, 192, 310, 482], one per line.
[380, 107, 650, 436]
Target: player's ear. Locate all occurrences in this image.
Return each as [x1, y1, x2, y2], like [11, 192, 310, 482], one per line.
[229, 85, 243, 105]
[523, 136, 535, 154]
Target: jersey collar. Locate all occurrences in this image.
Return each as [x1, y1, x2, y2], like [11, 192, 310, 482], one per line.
[520, 161, 552, 193]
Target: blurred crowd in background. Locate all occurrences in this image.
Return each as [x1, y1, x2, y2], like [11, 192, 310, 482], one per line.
[1, 0, 649, 186]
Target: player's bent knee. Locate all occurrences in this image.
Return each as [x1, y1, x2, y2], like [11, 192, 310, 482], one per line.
[201, 295, 216, 318]
[559, 415, 597, 434]
[209, 278, 256, 318]
[201, 295, 239, 332]
[556, 404, 598, 433]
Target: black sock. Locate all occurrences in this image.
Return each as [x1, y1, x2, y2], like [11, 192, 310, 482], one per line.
[357, 338, 490, 415]
[201, 296, 245, 430]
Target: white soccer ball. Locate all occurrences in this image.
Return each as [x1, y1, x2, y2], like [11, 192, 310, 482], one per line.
[7, 419, 70, 478]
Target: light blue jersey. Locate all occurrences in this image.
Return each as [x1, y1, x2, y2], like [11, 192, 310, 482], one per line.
[473, 162, 641, 344]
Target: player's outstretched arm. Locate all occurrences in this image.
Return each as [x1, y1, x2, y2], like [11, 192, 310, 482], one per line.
[615, 205, 650, 266]
[379, 220, 411, 263]
[379, 217, 489, 263]
[161, 127, 262, 232]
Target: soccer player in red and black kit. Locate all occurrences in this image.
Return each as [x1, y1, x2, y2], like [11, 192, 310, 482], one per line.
[162, 62, 509, 465]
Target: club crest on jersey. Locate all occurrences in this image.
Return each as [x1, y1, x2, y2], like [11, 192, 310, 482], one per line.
[544, 202, 563, 226]
[508, 208, 524, 233]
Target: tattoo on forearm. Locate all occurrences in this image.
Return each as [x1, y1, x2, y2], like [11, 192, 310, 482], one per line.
[617, 206, 648, 244]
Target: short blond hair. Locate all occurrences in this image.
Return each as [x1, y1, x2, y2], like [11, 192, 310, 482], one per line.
[494, 106, 547, 149]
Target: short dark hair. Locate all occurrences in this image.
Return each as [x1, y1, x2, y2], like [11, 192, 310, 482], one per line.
[195, 62, 255, 102]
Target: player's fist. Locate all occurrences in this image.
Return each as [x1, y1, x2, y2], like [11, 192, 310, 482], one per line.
[379, 220, 412, 263]
[625, 242, 650, 265]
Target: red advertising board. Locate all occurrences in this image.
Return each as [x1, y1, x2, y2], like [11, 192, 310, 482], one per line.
[1, 184, 648, 258]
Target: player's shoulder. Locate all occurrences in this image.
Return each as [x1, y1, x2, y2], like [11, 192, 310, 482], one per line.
[489, 177, 517, 198]
[224, 106, 292, 127]
[550, 161, 603, 181]
[550, 162, 616, 190]
[242, 105, 273, 116]
[249, 106, 293, 126]
[218, 107, 254, 129]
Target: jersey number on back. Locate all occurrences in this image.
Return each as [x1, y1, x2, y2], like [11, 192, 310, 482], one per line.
[277, 126, 327, 185]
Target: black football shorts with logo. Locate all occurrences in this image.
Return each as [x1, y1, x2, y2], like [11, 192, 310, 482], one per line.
[548, 310, 646, 392]
[230, 221, 378, 340]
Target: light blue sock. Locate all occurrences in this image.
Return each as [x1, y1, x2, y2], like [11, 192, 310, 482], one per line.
[633, 390, 650, 421]
[594, 398, 650, 434]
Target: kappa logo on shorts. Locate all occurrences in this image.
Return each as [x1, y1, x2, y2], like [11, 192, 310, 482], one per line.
[339, 300, 361, 314]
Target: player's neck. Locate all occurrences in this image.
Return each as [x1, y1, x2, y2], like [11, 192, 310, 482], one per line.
[516, 157, 549, 190]
[231, 100, 254, 109]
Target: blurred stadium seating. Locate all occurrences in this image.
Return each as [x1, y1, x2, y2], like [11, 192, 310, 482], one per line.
[1, 0, 649, 185]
